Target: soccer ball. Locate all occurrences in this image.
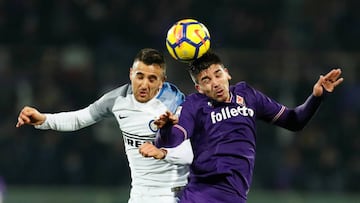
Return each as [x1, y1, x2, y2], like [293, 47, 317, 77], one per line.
[166, 19, 211, 62]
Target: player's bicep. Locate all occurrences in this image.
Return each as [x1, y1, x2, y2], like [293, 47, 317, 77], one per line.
[254, 89, 284, 123]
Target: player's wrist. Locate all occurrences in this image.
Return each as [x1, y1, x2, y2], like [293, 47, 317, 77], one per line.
[159, 148, 167, 159]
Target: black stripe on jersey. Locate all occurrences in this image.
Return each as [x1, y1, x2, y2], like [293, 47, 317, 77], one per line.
[121, 131, 156, 141]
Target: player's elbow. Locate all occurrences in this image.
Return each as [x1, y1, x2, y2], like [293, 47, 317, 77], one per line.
[285, 123, 306, 132]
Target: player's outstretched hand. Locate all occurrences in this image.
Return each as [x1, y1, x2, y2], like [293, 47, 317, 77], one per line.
[313, 68, 344, 97]
[154, 111, 178, 128]
[16, 106, 46, 128]
[139, 142, 167, 159]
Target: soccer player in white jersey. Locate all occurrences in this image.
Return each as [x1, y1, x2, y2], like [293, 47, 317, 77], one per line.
[16, 48, 192, 203]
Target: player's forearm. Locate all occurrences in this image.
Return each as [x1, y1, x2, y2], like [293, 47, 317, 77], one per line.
[35, 108, 96, 131]
[275, 94, 324, 131]
[164, 139, 193, 165]
[155, 124, 187, 148]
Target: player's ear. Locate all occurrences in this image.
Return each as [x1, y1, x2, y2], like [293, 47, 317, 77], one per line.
[129, 68, 133, 80]
[224, 68, 232, 80]
[195, 84, 203, 93]
[159, 75, 166, 89]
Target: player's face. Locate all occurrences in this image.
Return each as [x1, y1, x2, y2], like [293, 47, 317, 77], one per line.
[195, 64, 232, 102]
[130, 61, 165, 103]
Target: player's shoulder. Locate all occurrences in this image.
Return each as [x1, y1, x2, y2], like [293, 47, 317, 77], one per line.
[157, 82, 185, 101]
[98, 83, 132, 103]
[185, 92, 208, 103]
[231, 81, 256, 94]
[89, 83, 132, 116]
[157, 82, 185, 112]
[232, 81, 251, 89]
[160, 82, 184, 97]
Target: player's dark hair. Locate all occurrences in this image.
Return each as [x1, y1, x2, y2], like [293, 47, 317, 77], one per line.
[134, 48, 166, 74]
[188, 50, 222, 83]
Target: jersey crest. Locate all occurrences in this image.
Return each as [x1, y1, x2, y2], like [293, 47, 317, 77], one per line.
[236, 95, 245, 106]
[148, 119, 158, 132]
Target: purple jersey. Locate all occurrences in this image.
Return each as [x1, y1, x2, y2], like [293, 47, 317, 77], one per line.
[156, 81, 323, 202]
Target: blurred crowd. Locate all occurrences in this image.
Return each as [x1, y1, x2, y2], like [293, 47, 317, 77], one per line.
[0, 0, 359, 193]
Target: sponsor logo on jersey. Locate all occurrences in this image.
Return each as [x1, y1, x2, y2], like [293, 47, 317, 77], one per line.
[123, 136, 153, 148]
[118, 114, 128, 119]
[122, 131, 155, 148]
[210, 105, 254, 124]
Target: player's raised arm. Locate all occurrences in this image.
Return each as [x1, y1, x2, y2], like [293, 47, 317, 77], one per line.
[16, 106, 46, 127]
[272, 68, 344, 131]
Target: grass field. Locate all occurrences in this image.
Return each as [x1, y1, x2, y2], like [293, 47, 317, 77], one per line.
[2, 186, 360, 203]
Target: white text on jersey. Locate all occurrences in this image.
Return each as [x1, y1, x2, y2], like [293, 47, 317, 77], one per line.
[211, 106, 254, 124]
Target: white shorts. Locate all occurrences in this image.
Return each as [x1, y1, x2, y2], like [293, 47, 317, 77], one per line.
[128, 186, 184, 203]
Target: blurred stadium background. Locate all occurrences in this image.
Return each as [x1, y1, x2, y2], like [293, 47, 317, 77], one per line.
[0, 0, 359, 202]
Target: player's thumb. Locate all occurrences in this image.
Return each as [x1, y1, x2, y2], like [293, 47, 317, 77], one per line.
[318, 75, 324, 84]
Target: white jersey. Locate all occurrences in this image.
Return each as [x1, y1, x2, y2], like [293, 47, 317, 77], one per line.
[35, 82, 192, 196]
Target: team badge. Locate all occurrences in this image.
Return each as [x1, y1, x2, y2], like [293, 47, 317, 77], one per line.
[148, 120, 158, 132]
[236, 95, 245, 106]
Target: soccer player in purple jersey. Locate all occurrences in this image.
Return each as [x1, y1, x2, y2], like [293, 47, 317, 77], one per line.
[152, 51, 344, 203]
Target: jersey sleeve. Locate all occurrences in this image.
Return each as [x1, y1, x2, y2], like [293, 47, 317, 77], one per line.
[250, 85, 285, 123]
[273, 94, 323, 131]
[251, 83, 324, 131]
[35, 107, 97, 131]
[35, 85, 125, 131]
[163, 139, 193, 165]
